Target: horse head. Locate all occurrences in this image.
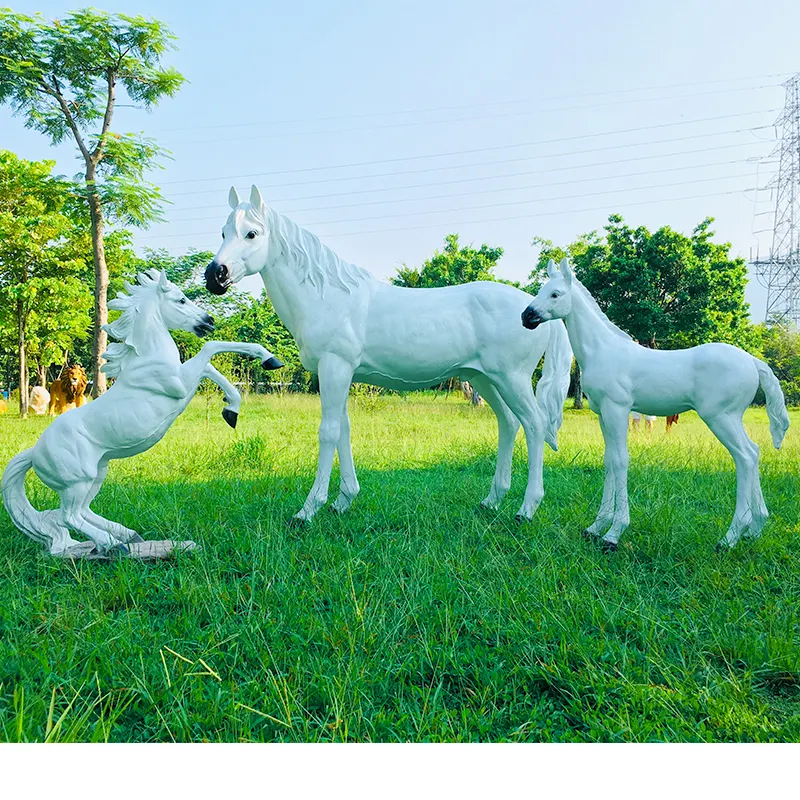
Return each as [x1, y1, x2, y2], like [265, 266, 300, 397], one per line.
[205, 185, 273, 295]
[104, 270, 215, 355]
[522, 259, 573, 330]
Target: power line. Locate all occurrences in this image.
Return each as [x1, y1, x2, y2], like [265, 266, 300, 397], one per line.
[153, 73, 788, 135]
[316, 189, 751, 240]
[166, 159, 755, 224]
[170, 141, 767, 213]
[162, 111, 773, 197]
[164, 84, 781, 146]
[139, 171, 752, 241]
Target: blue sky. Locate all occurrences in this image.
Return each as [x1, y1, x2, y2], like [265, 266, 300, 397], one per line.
[4, 0, 800, 317]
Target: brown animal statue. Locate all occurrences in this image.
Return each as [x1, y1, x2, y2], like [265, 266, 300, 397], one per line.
[48, 365, 89, 416]
[666, 413, 680, 433]
[0, 397, 6, 415]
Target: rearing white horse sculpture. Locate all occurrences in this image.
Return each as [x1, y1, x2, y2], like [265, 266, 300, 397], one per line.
[2, 270, 282, 557]
[522, 258, 790, 551]
[205, 186, 572, 523]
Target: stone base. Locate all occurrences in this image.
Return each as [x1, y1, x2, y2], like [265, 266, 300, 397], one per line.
[55, 540, 198, 561]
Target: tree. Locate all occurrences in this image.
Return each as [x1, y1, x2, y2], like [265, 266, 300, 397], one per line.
[530, 215, 753, 351]
[755, 324, 800, 406]
[0, 9, 184, 396]
[0, 151, 88, 416]
[392, 234, 504, 288]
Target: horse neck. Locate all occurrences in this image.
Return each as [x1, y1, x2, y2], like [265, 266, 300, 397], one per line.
[260, 211, 371, 336]
[563, 288, 618, 367]
[130, 304, 181, 363]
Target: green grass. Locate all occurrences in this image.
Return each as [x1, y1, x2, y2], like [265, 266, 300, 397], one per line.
[0, 393, 798, 742]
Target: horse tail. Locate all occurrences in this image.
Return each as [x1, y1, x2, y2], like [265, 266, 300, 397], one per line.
[1, 448, 64, 551]
[535, 320, 573, 451]
[754, 358, 790, 449]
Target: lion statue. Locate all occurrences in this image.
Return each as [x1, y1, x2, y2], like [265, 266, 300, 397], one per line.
[48, 365, 89, 415]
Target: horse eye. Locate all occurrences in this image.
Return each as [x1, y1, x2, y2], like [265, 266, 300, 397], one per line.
[246, 231, 257, 240]
[551, 291, 559, 298]
[221, 231, 225, 239]
[179, 298, 187, 305]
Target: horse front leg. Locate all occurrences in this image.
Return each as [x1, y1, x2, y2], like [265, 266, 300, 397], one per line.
[292, 354, 354, 524]
[595, 405, 631, 551]
[202, 364, 243, 428]
[179, 341, 282, 398]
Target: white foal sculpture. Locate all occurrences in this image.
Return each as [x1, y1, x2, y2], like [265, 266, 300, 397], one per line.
[2, 269, 282, 558]
[522, 258, 790, 551]
[205, 186, 572, 523]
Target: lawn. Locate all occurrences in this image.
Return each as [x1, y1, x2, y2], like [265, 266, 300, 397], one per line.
[0, 392, 798, 742]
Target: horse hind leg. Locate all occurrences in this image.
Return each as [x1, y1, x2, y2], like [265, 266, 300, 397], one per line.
[58, 481, 120, 553]
[488, 373, 546, 521]
[467, 374, 520, 510]
[82, 464, 143, 543]
[700, 412, 758, 550]
[744, 440, 769, 540]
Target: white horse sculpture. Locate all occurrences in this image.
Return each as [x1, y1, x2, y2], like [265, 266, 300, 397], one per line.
[522, 258, 790, 551]
[2, 269, 282, 558]
[205, 186, 572, 523]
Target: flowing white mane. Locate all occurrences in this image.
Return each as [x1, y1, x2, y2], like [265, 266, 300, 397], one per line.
[101, 270, 166, 377]
[256, 206, 373, 295]
[574, 279, 633, 341]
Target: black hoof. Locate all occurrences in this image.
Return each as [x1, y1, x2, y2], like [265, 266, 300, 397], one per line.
[715, 541, 732, 553]
[600, 539, 618, 554]
[514, 513, 529, 525]
[222, 409, 238, 429]
[287, 516, 309, 529]
[262, 356, 284, 370]
[581, 529, 597, 542]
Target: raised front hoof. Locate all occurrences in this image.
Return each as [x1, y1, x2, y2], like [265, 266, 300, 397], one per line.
[287, 515, 310, 529]
[222, 409, 238, 429]
[262, 356, 284, 371]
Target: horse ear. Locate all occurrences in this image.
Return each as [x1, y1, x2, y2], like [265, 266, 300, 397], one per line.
[547, 259, 558, 279]
[559, 257, 573, 285]
[228, 186, 240, 210]
[250, 184, 264, 211]
[158, 270, 169, 292]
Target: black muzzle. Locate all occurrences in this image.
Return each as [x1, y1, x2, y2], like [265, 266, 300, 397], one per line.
[193, 313, 215, 336]
[205, 261, 230, 295]
[521, 305, 544, 330]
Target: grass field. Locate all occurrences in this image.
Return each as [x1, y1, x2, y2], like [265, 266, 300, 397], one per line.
[0, 392, 798, 742]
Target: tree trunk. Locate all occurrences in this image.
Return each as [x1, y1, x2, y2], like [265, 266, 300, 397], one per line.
[86, 163, 109, 397]
[17, 300, 28, 418]
[37, 363, 47, 388]
[573, 364, 584, 410]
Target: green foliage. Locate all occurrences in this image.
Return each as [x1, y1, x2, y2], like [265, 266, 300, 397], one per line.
[0, 8, 184, 226]
[0, 397, 798, 741]
[0, 150, 90, 387]
[531, 216, 753, 349]
[392, 234, 504, 288]
[754, 324, 800, 406]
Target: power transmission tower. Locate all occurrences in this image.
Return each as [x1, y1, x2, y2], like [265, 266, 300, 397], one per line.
[753, 73, 800, 326]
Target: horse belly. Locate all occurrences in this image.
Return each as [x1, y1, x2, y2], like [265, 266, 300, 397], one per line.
[359, 298, 478, 386]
